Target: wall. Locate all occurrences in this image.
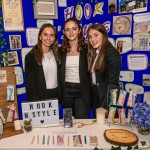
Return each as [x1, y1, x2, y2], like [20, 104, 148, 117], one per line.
[0, 0, 150, 119]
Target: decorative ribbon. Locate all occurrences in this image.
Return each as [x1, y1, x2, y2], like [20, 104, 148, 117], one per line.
[73, 120, 96, 128]
[33, 120, 96, 129]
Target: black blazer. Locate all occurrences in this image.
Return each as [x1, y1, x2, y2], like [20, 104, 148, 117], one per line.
[59, 47, 91, 106]
[25, 51, 60, 101]
[94, 48, 121, 108]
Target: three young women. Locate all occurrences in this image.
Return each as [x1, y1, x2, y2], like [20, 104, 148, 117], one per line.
[25, 21, 121, 120]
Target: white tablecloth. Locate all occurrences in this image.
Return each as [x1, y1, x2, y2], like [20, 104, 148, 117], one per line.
[0, 119, 150, 150]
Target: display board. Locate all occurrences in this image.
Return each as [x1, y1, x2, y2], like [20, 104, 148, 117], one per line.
[0, 67, 23, 138]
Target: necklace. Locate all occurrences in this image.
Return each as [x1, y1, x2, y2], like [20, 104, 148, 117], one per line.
[71, 49, 77, 54]
[44, 51, 52, 60]
[70, 45, 78, 54]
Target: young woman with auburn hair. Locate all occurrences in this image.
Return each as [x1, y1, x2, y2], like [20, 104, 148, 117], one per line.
[59, 18, 91, 119]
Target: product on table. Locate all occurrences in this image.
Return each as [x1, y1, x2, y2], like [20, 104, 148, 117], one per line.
[104, 129, 138, 146]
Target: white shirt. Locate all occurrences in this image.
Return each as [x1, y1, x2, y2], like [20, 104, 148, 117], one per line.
[42, 51, 57, 89]
[92, 49, 99, 85]
[65, 55, 80, 83]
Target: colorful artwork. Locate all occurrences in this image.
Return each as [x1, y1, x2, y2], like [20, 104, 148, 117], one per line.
[73, 135, 82, 147]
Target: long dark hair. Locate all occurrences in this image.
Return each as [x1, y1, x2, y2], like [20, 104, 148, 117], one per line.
[117, 41, 123, 53]
[61, 18, 86, 52]
[87, 23, 114, 72]
[32, 23, 60, 65]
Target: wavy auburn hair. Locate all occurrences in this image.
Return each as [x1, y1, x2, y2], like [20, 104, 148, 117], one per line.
[61, 18, 86, 52]
[31, 23, 60, 65]
[87, 23, 114, 72]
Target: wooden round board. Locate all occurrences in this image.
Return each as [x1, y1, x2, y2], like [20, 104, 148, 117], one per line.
[104, 129, 138, 146]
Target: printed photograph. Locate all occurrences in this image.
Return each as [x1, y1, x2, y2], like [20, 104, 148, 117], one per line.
[9, 35, 22, 50]
[119, 0, 148, 14]
[116, 40, 123, 53]
[143, 74, 150, 86]
[108, 0, 117, 14]
[3, 51, 19, 66]
[116, 37, 133, 54]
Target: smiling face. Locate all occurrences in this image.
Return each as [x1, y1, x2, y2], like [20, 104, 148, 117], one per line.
[64, 21, 80, 42]
[117, 41, 123, 48]
[88, 29, 103, 49]
[40, 27, 55, 51]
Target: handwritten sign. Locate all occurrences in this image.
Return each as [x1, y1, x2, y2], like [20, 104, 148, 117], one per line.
[26, 28, 39, 46]
[21, 100, 59, 127]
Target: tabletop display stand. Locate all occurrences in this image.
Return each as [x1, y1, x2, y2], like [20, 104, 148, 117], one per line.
[0, 67, 23, 138]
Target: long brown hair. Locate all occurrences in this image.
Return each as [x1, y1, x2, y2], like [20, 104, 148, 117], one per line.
[117, 41, 123, 53]
[32, 23, 60, 65]
[87, 24, 114, 72]
[61, 18, 86, 52]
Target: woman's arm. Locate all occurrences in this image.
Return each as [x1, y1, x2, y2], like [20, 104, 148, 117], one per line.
[106, 49, 121, 86]
[25, 52, 39, 101]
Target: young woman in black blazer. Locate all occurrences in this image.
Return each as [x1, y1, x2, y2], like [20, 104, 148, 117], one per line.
[59, 18, 91, 119]
[87, 24, 121, 117]
[25, 23, 60, 101]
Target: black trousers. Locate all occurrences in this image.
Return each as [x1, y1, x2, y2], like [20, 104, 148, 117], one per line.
[38, 87, 58, 100]
[63, 82, 90, 119]
[91, 84, 109, 118]
[91, 84, 101, 118]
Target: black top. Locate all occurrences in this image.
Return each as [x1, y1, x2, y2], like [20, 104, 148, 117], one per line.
[94, 48, 121, 108]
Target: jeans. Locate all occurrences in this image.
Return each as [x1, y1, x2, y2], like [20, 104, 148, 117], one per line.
[63, 82, 90, 119]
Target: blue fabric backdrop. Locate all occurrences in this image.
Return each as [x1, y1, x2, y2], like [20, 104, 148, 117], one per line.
[0, 0, 150, 119]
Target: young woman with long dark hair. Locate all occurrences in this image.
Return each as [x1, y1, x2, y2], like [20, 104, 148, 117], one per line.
[87, 23, 121, 117]
[25, 23, 60, 101]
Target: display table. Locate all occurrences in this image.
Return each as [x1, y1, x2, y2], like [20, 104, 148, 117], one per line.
[0, 119, 150, 150]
